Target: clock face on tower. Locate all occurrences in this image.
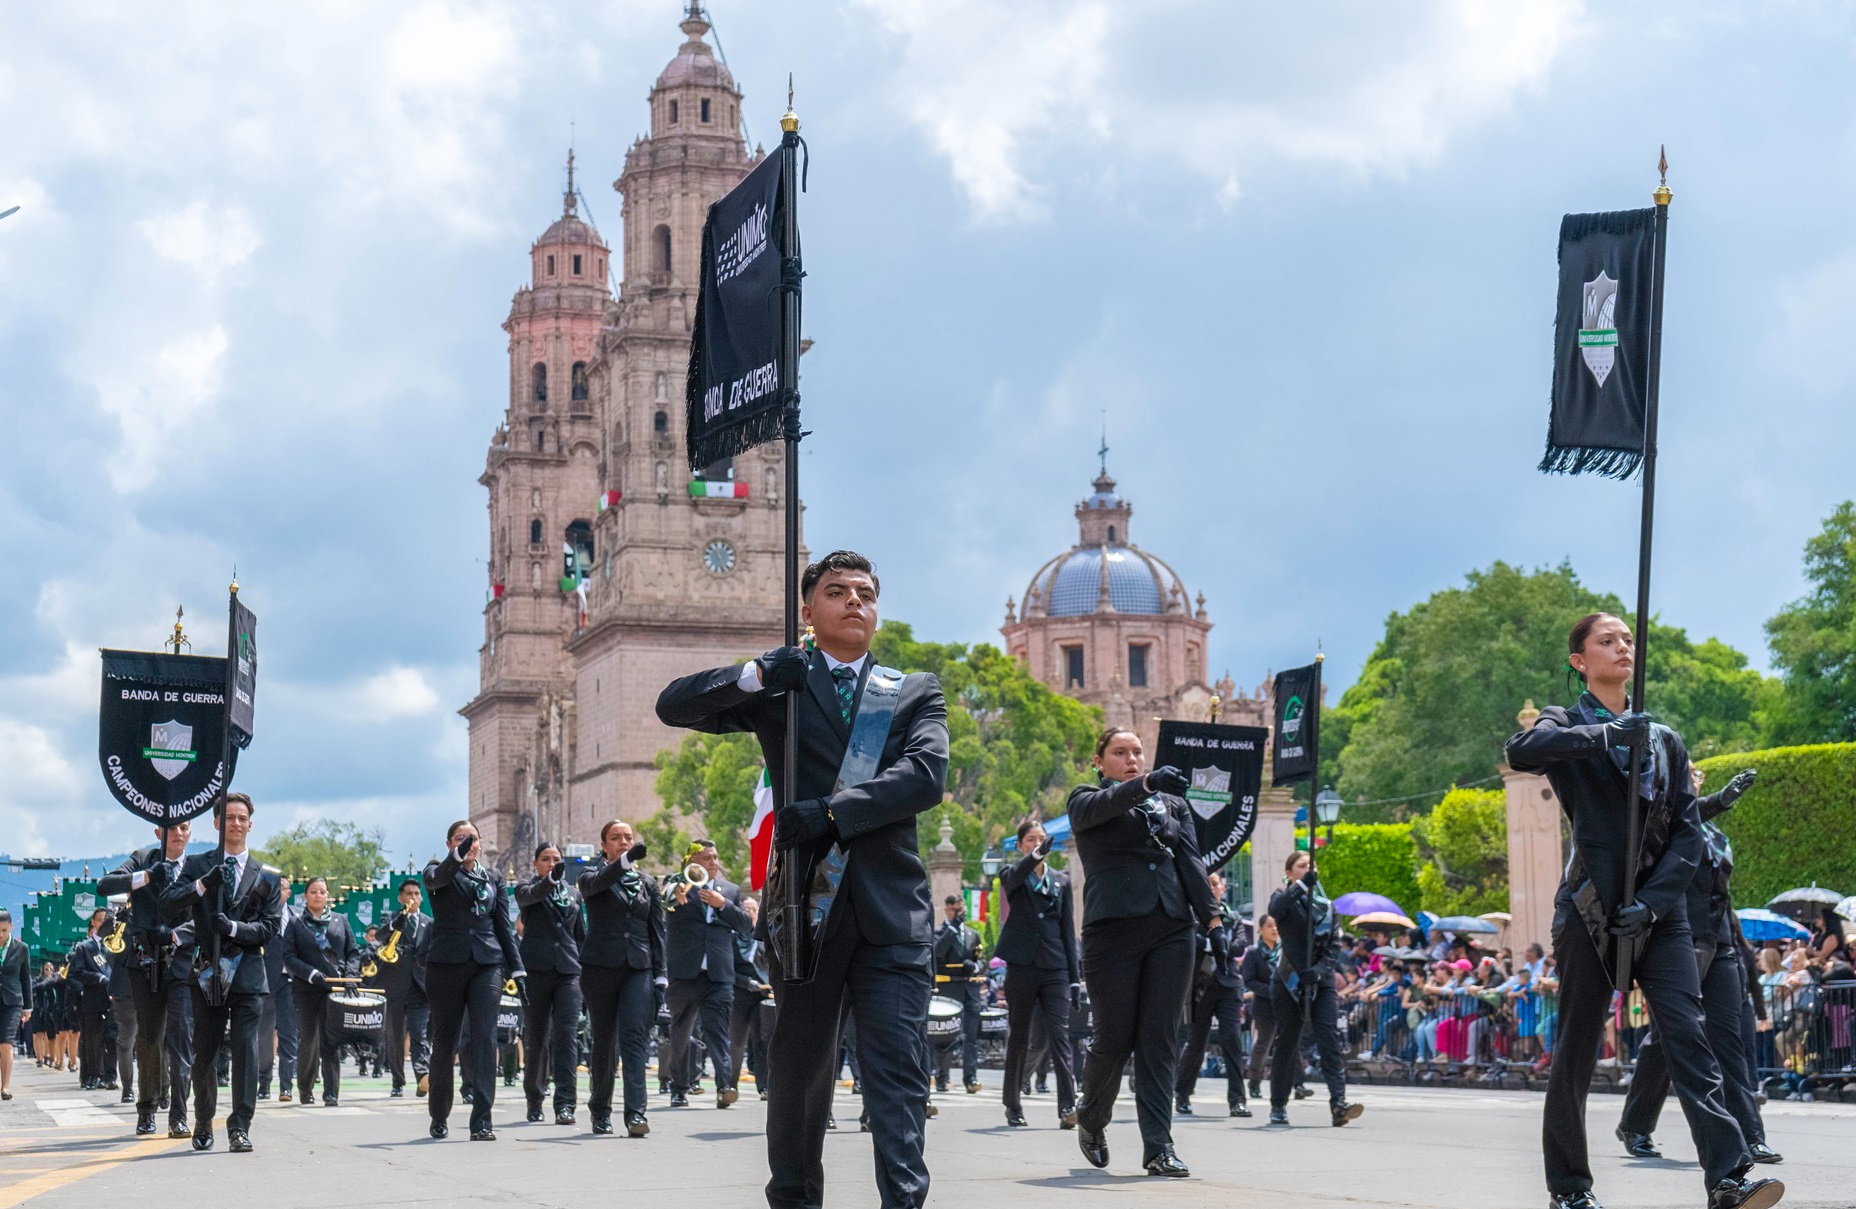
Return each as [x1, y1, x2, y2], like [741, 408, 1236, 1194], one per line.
[703, 539, 736, 575]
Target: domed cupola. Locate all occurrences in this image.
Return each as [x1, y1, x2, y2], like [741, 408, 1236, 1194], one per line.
[1020, 463, 1190, 620]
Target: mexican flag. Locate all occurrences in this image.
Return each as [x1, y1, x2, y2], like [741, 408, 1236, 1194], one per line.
[597, 489, 621, 512]
[689, 480, 749, 499]
[747, 768, 775, 891]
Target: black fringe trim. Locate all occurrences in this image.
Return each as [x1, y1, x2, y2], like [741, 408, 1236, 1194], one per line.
[689, 406, 785, 475]
[1539, 443, 1643, 481]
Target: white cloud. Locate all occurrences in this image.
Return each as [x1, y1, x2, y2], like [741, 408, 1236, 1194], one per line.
[91, 325, 230, 492]
[358, 667, 443, 721]
[138, 201, 262, 275]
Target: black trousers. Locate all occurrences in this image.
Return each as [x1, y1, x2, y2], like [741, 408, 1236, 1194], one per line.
[295, 985, 340, 1101]
[79, 1003, 109, 1084]
[1178, 983, 1247, 1109]
[766, 898, 932, 1209]
[1546, 916, 1750, 1196]
[523, 969, 582, 1111]
[668, 973, 734, 1092]
[382, 989, 429, 1089]
[131, 976, 190, 1119]
[583, 964, 654, 1119]
[426, 961, 503, 1134]
[1003, 964, 1074, 1114]
[1077, 910, 1193, 1163]
[111, 993, 137, 1097]
[1270, 973, 1346, 1107]
[190, 987, 260, 1133]
[731, 991, 772, 1092]
[1619, 945, 1766, 1147]
[934, 986, 981, 1086]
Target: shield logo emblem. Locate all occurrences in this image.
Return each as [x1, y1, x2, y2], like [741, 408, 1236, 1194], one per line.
[1579, 271, 1619, 388]
[356, 901, 374, 927]
[147, 719, 195, 781]
[1186, 765, 1232, 820]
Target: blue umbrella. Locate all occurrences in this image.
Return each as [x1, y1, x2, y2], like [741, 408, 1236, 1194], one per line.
[1736, 908, 1811, 942]
[1333, 892, 1404, 917]
[1428, 915, 1501, 935]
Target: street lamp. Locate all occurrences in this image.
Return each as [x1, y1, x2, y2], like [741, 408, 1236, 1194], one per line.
[980, 849, 1003, 880]
[1315, 784, 1344, 846]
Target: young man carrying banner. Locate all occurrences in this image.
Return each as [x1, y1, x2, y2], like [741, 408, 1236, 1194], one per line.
[657, 550, 949, 1209]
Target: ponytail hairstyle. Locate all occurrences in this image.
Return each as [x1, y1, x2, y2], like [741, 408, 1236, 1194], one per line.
[1564, 612, 1619, 695]
[1092, 726, 1139, 765]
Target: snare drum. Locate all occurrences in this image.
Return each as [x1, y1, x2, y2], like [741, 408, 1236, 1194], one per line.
[925, 994, 963, 1039]
[496, 994, 524, 1044]
[978, 1006, 1008, 1039]
[324, 990, 387, 1047]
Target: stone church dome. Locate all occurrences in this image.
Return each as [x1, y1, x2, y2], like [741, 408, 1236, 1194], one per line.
[1020, 467, 1189, 618]
[656, 8, 737, 91]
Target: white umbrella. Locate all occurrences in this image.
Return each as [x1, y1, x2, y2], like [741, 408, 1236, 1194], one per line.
[1835, 895, 1856, 923]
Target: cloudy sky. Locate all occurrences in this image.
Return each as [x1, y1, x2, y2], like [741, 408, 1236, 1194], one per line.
[3, 1, 1851, 871]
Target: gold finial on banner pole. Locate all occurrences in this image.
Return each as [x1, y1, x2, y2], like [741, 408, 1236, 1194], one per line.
[168, 607, 191, 655]
[781, 73, 799, 134]
[1654, 145, 1672, 207]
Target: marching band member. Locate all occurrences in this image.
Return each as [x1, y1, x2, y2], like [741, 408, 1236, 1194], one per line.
[379, 878, 432, 1098]
[577, 820, 662, 1137]
[1266, 852, 1358, 1127]
[662, 839, 750, 1109]
[1175, 871, 1250, 1119]
[281, 876, 359, 1107]
[516, 842, 586, 1125]
[96, 820, 194, 1134]
[995, 821, 1079, 1128]
[931, 896, 984, 1097]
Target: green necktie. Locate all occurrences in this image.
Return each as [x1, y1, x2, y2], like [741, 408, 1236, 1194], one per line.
[832, 665, 858, 722]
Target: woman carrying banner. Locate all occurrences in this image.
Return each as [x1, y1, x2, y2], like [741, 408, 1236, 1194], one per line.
[422, 820, 524, 1141]
[281, 877, 359, 1107]
[1266, 851, 1360, 1126]
[1506, 612, 1781, 1209]
[576, 819, 662, 1138]
[1067, 726, 1217, 1178]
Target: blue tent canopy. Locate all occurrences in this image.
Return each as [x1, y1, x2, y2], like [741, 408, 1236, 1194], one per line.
[1001, 814, 1071, 852]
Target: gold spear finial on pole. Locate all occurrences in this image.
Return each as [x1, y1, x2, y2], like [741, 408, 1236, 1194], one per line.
[168, 607, 191, 655]
[781, 73, 799, 134]
[1654, 145, 1672, 206]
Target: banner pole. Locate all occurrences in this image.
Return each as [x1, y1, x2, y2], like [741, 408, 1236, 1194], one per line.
[209, 578, 240, 1000]
[776, 86, 806, 980]
[1305, 651, 1323, 1000]
[1617, 152, 1671, 997]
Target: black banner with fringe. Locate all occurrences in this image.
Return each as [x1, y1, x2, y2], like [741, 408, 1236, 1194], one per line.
[686, 153, 787, 472]
[1543, 208, 1657, 479]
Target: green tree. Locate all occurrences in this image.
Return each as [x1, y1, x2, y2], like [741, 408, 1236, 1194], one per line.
[651, 730, 763, 877]
[255, 818, 388, 889]
[1410, 787, 1509, 916]
[1765, 501, 1856, 744]
[1332, 561, 1774, 812]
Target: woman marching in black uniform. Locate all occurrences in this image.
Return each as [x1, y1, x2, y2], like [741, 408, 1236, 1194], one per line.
[1266, 851, 1360, 1127]
[423, 820, 524, 1141]
[576, 819, 662, 1138]
[515, 842, 586, 1126]
[1506, 612, 1781, 1209]
[1068, 726, 1217, 1179]
[281, 877, 359, 1107]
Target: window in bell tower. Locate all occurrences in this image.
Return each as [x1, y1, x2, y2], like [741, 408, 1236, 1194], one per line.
[1108, 524, 1117, 543]
[652, 226, 672, 275]
[546, 254, 555, 276]
[572, 253, 583, 275]
[565, 521, 594, 579]
[653, 409, 669, 437]
[532, 362, 547, 402]
[1128, 643, 1150, 688]
[529, 519, 542, 545]
[700, 97, 711, 123]
[669, 99, 679, 124]
[571, 362, 589, 401]
[1063, 646, 1085, 689]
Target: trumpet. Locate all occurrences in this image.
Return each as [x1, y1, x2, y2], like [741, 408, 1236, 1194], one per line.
[102, 919, 128, 955]
[376, 928, 402, 964]
[362, 959, 379, 979]
[684, 863, 710, 888]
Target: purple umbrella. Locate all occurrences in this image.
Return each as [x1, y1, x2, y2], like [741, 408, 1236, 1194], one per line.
[1333, 892, 1405, 917]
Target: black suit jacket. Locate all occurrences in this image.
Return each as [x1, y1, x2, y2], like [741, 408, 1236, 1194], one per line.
[665, 877, 750, 982]
[281, 911, 360, 987]
[159, 852, 284, 996]
[577, 862, 665, 975]
[1239, 942, 1276, 1000]
[656, 651, 950, 947]
[1268, 878, 1337, 979]
[1067, 777, 1216, 930]
[374, 909, 431, 998]
[422, 854, 523, 974]
[515, 876, 587, 975]
[1505, 705, 1702, 930]
[1, 937, 30, 1011]
[993, 852, 1079, 981]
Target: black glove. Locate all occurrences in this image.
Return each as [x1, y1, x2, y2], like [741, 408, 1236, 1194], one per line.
[1608, 901, 1653, 939]
[548, 861, 566, 884]
[1210, 925, 1230, 967]
[1033, 837, 1053, 861]
[1718, 768, 1758, 808]
[1146, 765, 1190, 796]
[455, 832, 476, 860]
[512, 973, 529, 1006]
[1606, 711, 1655, 750]
[757, 645, 810, 693]
[775, 799, 832, 851]
[1301, 865, 1320, 890]
[212, 913, 237, 939]
[621, 842, 647, 870]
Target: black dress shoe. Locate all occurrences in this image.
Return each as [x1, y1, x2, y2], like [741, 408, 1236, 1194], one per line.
[1077, 1119, 1109, 1168]
[1292, 1085, 1312, 1100]
[825, 1114, 836, 1131]
[555, 1108, 575, 1126]
[322, 1097, 339, 1109]
[1706, 1175, 1784, 1209]
[120, 1089, 134, 1103]
[1059, 1105, 1078, 1130]
[301, 1090, 315, 1105]
[717, 1087, 739, 1108]
[935, 1080, 949, 1094]
[470, 1128, 496, 1141]
[168, 1121, 191, 1139]
[389, 1087, 404, 1098]
[1331, 1101, 1363, 1127]
[1176, 1098, 1194, 1115]
[526, 1105, 544, 1123]
[1749, 1143, 1783, 1165]
[135, 1112, 156, 1135]
[851, 1079, 862, 1095]
[191, 1124, 213, 1151]
[590, 1113, 613, 1135]
[965, 1080, 981, 1095]
[429, 1122, 448, 1139]
[1005, 1109, 1028, 1127]
[1615, 1126, 1661, 1159]
[1231, 1104, 1253, 1118]
[255, 1089, 270, 1102]
[1034, 1080, 1049, 1095]
[626, 1112, 650, 1137]
[1145, 1146, 1190, 1178]
[228, 1130, 252, 1154]
[1548, 1193, 1602, 1209]
[925, 1101, 938, 1119]
[668, 1091, 689, 1108]
[1268, 1107, 1289, 1125]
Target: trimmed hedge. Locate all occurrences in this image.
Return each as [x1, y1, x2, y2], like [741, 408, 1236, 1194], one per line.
[1695, 743, 1856, 908]
[1311, 822, 1423, 919]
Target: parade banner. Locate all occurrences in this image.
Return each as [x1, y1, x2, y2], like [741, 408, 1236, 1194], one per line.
[686, 152, 786, 471]
[1542, 208, 1658, 479]
[1271, 662, 1321, 786]
[227, 594, 258, 746]
[98, 650, 236, 825]
[1156, 721, 1266, 873]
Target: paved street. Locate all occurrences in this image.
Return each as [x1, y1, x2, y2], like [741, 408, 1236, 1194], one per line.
[2, 1060, 1849, 1209]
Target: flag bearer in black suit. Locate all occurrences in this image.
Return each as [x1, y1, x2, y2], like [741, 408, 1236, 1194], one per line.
[931, 896, 984, 1096]
[1067, 726, 1217, 1179]
[1266, 851, 1360, 1127]
[577, 819, 663, 1137]
[280, 876, 359, 1106]
[996, 820, 1079, 1128]
[378, 878, 432, 1098]
[1175, 870, 1250, 1119]
[159, 792, 283, 1154]
[662, 839, 751, 1108]
[515, 842, 586, 1124]
[1506, 612, 1782, 1209]
[422, 819, 524, 1141]
[656, 550, 949, 1209]
[97, 820, 196, 1134]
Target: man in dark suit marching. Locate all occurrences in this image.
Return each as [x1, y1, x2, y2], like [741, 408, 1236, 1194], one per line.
[663, 840, 751, 1108]
[378, 879, 432, 1098]
[657, 550, 949, 1209]
[931, 896, 984, 1096]
[996, 820, 1079, 1127]
[160, 792, 283, 1154]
